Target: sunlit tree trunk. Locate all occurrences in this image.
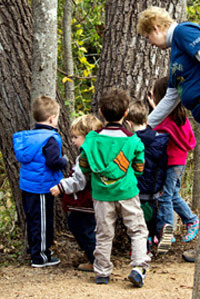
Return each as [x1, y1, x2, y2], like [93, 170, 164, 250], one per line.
[32, 0, 58, 100]
[63, 0, 75, 119]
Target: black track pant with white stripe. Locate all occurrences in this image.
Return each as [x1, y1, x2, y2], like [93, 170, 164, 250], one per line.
[22, 191, 54, 264]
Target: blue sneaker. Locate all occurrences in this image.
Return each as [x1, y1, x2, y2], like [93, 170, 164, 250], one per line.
[128, 267, 146, 288]
[171, 236, 176, 243]
[182, 219, 199, 242]
[96, 276, 109, 284]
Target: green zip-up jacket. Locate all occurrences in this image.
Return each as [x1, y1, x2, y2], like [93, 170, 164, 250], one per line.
[79, 130, 144, 201]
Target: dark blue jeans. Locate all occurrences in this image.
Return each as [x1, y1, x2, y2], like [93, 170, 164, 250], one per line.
[67, 211, 96, 263]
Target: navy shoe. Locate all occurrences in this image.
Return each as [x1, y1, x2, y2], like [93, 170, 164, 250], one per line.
[128, 267, 146, 288]
[46, 257, 60, 266]
[96, 276, 109, 284]
[32, 257, 60, 268]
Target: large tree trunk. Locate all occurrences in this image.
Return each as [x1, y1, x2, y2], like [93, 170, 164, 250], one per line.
[0, 0, 75, 233]
[92, 0, 186, 111]
[0, 0, 32, 232]
[92, 0, 187, 251]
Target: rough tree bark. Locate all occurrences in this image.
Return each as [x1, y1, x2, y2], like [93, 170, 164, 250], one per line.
[0, 0, 75, 232]
[92, 0, 186, 111]
[0, 0, 32, 231]
[192, 215, 200, 298]
[32, 0, 58, 100]
[63, 0, 75, 119]
[192, 123, 200, 211]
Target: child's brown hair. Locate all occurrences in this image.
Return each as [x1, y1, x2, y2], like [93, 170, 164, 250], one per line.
[32, 95, 60, 122]
[153, 77, 186, 126]
[99, 88, 130, 122]
[71, 114, 103, 136]
[126, 100, 149, 125]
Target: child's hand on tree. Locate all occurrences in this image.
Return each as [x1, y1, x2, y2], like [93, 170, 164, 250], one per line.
[50, 185, 60, 196]
[147, 92, 156, 109]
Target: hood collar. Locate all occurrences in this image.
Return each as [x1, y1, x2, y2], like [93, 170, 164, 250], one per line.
[166, 22, 178, 47]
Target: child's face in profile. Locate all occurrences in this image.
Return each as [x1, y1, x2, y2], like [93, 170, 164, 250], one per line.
[71, 130, 85, 148]
[146, 25, 167, 49]
[47, 108, 60, 128]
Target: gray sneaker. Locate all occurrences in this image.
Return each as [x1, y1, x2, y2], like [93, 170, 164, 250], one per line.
[182, 249, 195, 262]
[158, 224, 173, 254]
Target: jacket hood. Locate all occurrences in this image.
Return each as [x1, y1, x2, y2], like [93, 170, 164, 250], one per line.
[155, 117, 196, 152]
[81, 131, 141, 180]
[137, 127, 169, 160]
[136, 128, 156, 146]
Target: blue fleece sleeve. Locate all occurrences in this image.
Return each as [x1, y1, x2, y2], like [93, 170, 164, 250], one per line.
[175, 23, 200, 57]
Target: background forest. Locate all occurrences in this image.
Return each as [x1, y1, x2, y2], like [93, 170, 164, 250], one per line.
[0, 0, 200, 269]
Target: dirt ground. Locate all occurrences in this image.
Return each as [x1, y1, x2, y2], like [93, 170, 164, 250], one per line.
[0, 261, 194, 299]
[0, 231, 196, 299]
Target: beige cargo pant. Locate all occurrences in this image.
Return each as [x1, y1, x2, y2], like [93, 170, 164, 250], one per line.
[93, 195, 150, 277]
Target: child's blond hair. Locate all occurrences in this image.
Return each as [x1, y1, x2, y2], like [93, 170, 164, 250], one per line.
[137, 6, 174, 36]
[32, 95, 60, 122]
[71, 114, 103, 136]
[126, 100, 148, 125]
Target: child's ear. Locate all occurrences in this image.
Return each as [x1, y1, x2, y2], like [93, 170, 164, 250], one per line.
[124, 108, 129, 118]
[48, 115, 55, 124]
[99, 108, 103, 118]
[126, 120, 133, 129]
[153, 24, 161, 33]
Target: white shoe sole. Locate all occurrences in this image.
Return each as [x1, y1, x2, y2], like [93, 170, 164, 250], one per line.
[32, 259, 60, 268]
[158, 224, 173, 254]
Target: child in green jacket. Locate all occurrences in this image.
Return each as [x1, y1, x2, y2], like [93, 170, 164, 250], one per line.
[80, 88, 150, 287]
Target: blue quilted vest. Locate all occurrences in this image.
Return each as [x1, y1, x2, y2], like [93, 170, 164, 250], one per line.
[13, 129, 64, 193]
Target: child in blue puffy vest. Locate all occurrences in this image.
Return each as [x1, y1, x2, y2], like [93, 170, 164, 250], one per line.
[13, 95, 68, 267]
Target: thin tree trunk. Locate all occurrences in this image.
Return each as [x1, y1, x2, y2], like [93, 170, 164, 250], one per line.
[192, 221, 200, 298]
[31, 0, 76, 233]
[192, 123, 200, 211]
[63, 0, 75, 119]
[32, 0, 58, 100]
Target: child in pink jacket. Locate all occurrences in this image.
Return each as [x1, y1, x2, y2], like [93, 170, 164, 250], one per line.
[149, 77, 198, 254]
